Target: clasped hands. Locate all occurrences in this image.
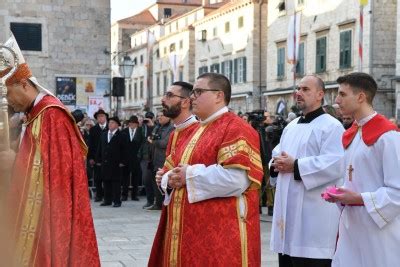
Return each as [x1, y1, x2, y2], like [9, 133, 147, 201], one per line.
[155, 164, 188, 189]
[272, 151, 295, 173]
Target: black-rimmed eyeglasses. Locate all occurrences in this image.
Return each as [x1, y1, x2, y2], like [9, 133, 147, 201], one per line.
[190, 88, 221, 98]
[163, 91, 186, 99]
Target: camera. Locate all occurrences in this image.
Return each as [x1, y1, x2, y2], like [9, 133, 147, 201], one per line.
[150, 133, 161, 140]
[246, 110, 265, 123]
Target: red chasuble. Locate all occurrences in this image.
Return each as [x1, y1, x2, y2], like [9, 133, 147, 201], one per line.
[7, 96, 100, 266]
[149, 112, 263, 267]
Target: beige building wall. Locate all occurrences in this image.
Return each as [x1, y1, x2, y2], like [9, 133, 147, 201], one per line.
[0, 0, 110, 94]
[265, 0, 396, 117]
[194, 0, 268, 113]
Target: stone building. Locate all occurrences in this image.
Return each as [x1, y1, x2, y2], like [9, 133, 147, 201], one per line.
[0, 0, 111, 111]
[119, 0, 220, 116]
[193, 0, 268, 113]
[265, 0, 397, 118]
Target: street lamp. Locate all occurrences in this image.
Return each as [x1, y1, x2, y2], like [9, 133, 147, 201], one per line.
[115, 55, 134, 117]
[120, 56, 134, 79]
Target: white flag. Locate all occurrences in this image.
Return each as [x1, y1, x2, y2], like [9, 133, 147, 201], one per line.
[168, 54, 180, 82]
[287, 12, 301, 64]
[147, 30, 156, 47]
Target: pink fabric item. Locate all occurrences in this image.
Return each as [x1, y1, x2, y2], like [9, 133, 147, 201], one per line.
[321, 186, 342, 200]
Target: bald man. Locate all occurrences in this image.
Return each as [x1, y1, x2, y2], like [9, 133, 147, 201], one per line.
[270, 75, 345, 267]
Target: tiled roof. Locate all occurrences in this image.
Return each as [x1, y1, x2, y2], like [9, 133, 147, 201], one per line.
[118, 10, 157, 25]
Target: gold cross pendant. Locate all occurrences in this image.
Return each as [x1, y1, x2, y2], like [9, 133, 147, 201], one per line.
[348, 164, 354, 181]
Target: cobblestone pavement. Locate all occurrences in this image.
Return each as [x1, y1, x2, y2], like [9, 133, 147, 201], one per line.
[92, 197, 278, 267]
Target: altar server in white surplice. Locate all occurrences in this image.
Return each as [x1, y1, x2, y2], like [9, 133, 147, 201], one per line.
[270, 75, 345, 267]
[325, 72, 400, 267]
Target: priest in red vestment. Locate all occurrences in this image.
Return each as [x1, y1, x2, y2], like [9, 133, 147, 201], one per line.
[149, 74, 263, 267]
[0, 36, 100, 266]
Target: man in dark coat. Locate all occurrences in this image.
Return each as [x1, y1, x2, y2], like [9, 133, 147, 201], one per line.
[121, 116, 143, 201]
[146, 112, 174, 210]
[96, 117, 127, 207]
[88, 109, 108, 201]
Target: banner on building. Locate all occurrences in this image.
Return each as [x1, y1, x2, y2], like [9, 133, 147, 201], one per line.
[56, 77, 76, 105]
[88, 96, 105, 118]
[168, 54, 180, 82]
[287, 12, 301, 64]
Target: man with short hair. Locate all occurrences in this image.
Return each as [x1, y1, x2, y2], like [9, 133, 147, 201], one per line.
[149, 74, 263, 266]
[0, 36, 99, 266]
[324, 72, 400, 267]
[146, 112, 174, 210]
[270, 75, 345, 267]
[342, 114, 354, 129]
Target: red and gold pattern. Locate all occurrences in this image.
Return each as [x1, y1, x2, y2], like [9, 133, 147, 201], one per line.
[7, 96, 100, 266]
[149, 112, 263, 267]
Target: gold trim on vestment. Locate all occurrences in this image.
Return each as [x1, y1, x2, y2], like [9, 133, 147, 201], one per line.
[217, 139, 263, 170]
[167, 125, 208, 267]
[370, 192, 389, 224]
[15, 114, 44, 267]
[26, 103, 87, 155]
[223, 164, 262, 188]
[236, 195, 249, 266]
[164, 156, 174, 171]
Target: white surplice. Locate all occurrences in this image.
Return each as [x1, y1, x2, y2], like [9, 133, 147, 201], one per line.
[270, 114, 345, 259]
[332, 115, 400, 267]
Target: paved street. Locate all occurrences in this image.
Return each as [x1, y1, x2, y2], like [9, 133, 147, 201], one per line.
[92, 197, 278, 267]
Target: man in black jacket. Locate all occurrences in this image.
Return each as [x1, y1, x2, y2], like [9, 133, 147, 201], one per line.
[146, 112, 174, 210]
[88, 109, 108, 201]
[96, 117, 127, 207]
[121, 116, 143, 201]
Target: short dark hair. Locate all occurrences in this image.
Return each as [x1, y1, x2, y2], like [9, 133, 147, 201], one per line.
[172, 81, 193, 97]
[197, 72, 231, 105]
[336, 72, 377, 104]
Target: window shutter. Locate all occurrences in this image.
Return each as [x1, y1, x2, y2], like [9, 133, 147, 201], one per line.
[243, 57, 247, 83]
[233, 58, 238, 83]
[221, 61, 225, 76]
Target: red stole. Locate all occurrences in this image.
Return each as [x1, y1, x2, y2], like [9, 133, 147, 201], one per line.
[342, 114, 398, 149]
[7, 96, 100, 266]
[149, 112, 263, 267]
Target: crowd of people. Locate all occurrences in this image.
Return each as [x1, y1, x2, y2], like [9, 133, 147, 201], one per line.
[0, 35, 399, 267]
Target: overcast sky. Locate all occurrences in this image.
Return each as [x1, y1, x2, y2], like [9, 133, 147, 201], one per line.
[110, 0, 156, 23]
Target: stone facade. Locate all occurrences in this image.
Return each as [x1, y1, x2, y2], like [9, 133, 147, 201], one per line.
[0, 0, 110, 98]
[193, 0, 268, 113]
[265, 0, 397, 118]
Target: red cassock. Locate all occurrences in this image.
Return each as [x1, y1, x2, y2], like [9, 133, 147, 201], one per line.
[149, 112, 263, 267]
[6, 96, 100, 267]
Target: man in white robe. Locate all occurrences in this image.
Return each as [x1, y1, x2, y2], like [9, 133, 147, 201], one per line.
[270, 75, 345, 267]
[325, 72, 400, 267]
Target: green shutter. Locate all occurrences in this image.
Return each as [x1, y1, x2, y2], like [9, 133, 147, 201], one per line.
[316, 37, 326, 73]
[233, 59, 238, 83]
[340, 31, 352, 69]
[243, 57, 247, 83]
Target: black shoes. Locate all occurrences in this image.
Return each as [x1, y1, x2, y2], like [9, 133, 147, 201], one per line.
[113, 203, 121, 207]
[94, 197, 103, 202]
[131, 197, 140, 201]
[100, 202, 112, 206]
[142, 203, 153, 209]
[121, 196, 128, 201]
[146, 204, 162, 211]
[268, 206, 274, 216]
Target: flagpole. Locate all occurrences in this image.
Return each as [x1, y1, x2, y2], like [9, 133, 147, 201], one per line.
[358, 4, 364, 72]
